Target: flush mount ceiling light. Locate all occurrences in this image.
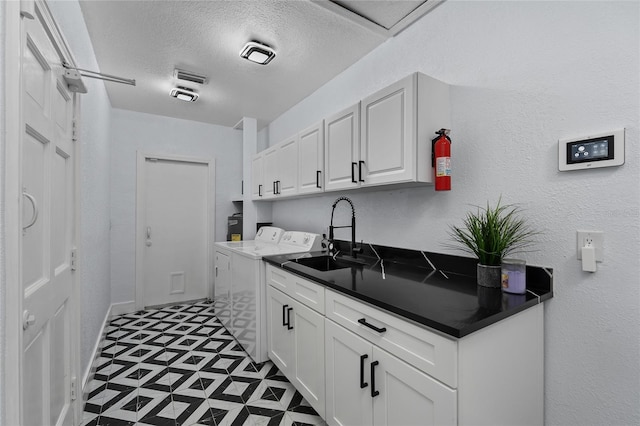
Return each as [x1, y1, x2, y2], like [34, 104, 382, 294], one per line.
[240, 41, 276, 65]
[170, 86, 198, 102]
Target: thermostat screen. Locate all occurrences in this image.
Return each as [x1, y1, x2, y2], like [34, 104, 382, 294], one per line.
[567, 136, 614, 164]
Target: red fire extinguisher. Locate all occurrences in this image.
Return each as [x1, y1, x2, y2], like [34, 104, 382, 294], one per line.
[432, 128, 451, 191]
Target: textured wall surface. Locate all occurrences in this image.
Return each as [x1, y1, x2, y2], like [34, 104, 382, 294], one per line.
[110, 109, 242, 304]
[48, 0, 114, 378]
[267, 2, 640, 425]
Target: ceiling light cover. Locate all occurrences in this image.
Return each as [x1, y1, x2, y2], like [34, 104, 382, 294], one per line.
[170, 87, 198, 102]
[240, 41, 276, 65]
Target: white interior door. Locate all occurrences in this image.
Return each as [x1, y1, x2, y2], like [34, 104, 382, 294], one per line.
[139, 156, 213, 308]
[21, 4, 77, 425]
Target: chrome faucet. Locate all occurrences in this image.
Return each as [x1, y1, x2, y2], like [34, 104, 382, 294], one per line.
[329, 196, 362, 259]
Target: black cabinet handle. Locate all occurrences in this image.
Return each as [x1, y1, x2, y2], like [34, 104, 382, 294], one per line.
[282, 304, 289, 327]
[316, 170, 322, 188]
[360, 354, 369, 389]
[358, 318, 387, 333]
[371, 360, 379, 397]
[359, 161, 365, 182]
[286, 307, 294, 330]
[351, 162, 357, 183]
[273, 181, 277, 194]
[277, 180, 281, 194]
[258, 184, 262, 197]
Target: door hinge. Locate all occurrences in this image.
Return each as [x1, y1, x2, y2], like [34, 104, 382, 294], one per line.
[70, 376, 77, 401]
[72, 120, 78, 142]
[71, 248, 77, 271]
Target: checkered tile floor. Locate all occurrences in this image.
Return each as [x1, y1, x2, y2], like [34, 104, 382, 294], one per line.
[82, 301, 325, 426]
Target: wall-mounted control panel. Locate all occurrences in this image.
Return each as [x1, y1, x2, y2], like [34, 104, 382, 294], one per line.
[558, 129, 625, 171]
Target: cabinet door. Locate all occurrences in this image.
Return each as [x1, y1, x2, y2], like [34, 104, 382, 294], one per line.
[251, 153, 264, 199]
[325, 320, 373, 426]
[361, 75, 416, 186]
[214, 250, 232, 330]
[372, 347, 457, 426]
[278, 136, 298, 197]
[262, 146, 279, 198]
[298, 122, 324, 194]
[292, 300, 325, 418]
[267, 287, 294, 376]
[324, 104, 360, 192]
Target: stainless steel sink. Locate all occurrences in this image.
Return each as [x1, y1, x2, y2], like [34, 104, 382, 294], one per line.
[294, 255, 365, 272]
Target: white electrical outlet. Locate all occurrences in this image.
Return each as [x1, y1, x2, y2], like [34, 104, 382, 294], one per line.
[576, 230, 604, 261]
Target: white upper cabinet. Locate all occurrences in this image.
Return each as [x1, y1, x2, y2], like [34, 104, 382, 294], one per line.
[360, 76, 416, 186]
[278, 136, 299, 197]
[297, 121, 324, 194]
[324, 104, 360, 192]
[252, 72, 450, 200]
[251, 153, 264, 199]
[262, 145, 279, 199]
[360, 73, 450, 187]
[256, 135, 299, 200]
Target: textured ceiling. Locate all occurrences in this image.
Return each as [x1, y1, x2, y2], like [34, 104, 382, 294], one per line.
[78, 0, 437, 129]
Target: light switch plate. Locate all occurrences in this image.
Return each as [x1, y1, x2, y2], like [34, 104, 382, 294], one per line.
[576, 230, 604, 261]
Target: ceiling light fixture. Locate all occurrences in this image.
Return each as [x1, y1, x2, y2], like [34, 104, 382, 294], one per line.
[170, 86, 198, 102]
[240, 41, 276, 65]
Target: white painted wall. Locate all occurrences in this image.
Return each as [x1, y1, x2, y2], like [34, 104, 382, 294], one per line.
[110, 109, 242, 304]
[267, 2, 639, 425]
[47, 0, 114, 380]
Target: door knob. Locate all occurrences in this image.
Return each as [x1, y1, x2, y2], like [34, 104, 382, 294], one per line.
[23, 310, 36, 330]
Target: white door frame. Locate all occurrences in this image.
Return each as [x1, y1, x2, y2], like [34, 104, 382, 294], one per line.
[3, 1, 82, 424]
[135, 152, 216, 311]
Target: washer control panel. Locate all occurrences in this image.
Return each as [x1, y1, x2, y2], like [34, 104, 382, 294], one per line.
[281, 231, 322, 251]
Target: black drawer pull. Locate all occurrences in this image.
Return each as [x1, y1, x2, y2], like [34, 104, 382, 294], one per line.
[316, 170, 322, 188]
[258, 184, 262, 197]
[351, 162, 357, 183]
[273, 181, 277, 194]
[371, 360, 379, 397]
[286, 307, 294, 330]
[358, 161, 365, 182]
[358, 318, 387, 333]
[360, 354, 368, 389]
[282, 304, 289, 327]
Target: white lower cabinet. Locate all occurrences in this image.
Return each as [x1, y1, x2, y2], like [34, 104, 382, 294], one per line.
[325, 319, 372, 426]
[266, 265, 544, 426]
[267, 286, 294, 373]
[325, 319, 456, 426]
[266, 271, 325, 417]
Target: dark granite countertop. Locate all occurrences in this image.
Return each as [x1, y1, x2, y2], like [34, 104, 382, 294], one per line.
[263, 241, 553, 338]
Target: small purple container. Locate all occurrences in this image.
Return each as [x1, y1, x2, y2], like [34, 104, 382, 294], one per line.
[501, 259, 526, 294]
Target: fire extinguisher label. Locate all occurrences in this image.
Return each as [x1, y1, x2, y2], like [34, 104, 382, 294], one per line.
[436, 157, 451, 177]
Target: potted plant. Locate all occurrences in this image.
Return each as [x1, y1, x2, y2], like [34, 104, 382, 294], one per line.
[447, 198, 538, 288]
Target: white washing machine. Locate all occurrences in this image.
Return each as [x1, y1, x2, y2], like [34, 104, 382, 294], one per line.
[214, 226, 284, 335]
[214, 228, 322, 363]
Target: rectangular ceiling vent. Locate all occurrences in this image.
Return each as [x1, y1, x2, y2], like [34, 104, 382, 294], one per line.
[174, 69, 208, 85]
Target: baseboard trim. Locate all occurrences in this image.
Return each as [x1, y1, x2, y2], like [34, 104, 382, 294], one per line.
[111, 300, 136, 316]
[81, 305, 112, 402]
[80, 300, 136, 403]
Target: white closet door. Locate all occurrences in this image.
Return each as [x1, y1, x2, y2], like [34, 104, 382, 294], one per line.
[21, 6, 77, 425]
